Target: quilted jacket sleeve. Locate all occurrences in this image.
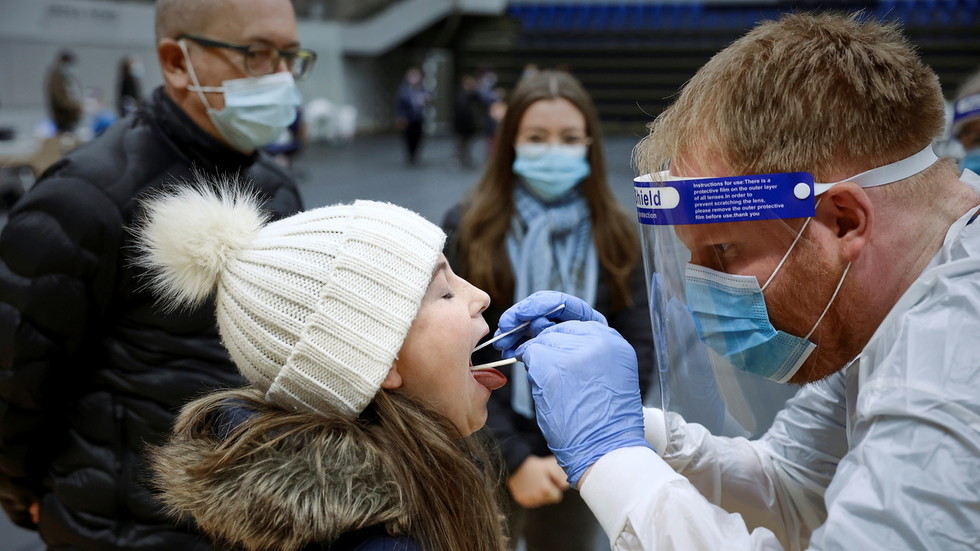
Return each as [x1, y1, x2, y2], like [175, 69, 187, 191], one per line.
[0, 166, 122, 527]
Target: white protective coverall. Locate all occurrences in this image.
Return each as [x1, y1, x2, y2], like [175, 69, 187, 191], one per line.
[582, 172, 980, 551]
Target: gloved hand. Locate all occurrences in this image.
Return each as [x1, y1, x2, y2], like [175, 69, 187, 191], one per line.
[494, 290, 608, 358]
[515, 320, 651, 487]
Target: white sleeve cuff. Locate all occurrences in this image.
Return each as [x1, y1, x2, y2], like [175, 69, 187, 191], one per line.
[580, 446, 685, 540]
[643, 407, 669, 454]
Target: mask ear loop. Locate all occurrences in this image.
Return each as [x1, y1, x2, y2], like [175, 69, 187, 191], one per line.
[762, 198, 821, 291]
[760, 195, 852, 341]
[178, 40, 221, 115]
[803, 261, 851, 341]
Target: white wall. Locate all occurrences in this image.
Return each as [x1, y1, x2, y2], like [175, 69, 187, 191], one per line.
[0, 0, 514, 136]
[0, 0, 351, 128]
[0, 0, 163, 110]
[297, 19, 347, 105]
[341, 56, 388, 133]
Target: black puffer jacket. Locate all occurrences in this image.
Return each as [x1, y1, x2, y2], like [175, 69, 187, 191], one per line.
[0, 86, 303, 550]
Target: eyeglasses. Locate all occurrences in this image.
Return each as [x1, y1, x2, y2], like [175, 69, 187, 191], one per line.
[178, 33, 317, 81]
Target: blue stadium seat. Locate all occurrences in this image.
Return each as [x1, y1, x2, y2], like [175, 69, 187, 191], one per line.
[610, 3, 627, 29]
[572, 4, 593, 30]
[554, 5, 575, 31]
[588, 4, 608, 31]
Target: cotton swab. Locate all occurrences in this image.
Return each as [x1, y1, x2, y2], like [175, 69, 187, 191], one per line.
[472, 303, 566, 353]
[471, 357, 518, 371]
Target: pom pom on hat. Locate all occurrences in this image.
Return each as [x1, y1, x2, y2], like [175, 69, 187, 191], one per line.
[136, 180, 446, 418]
[134, 183, 268, 310]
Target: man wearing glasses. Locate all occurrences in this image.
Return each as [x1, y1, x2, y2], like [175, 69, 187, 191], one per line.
[0, 1, 310, 549]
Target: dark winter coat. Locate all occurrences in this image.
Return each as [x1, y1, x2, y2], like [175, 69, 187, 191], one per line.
[0, 86, 303, 550]
[453, 87, 484, 137]
[441, 203, 655, 475]
[46, 61, 83, 132]
[156, 394, 421, 551]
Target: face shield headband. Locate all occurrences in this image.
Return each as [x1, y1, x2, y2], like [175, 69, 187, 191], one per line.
[635, 145, 939, 383]
[952, 92, 980, 137]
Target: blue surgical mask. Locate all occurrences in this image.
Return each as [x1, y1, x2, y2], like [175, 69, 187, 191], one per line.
[683, 217, 850, 383]
[962, 149, 980, 175]
[685, 265, 816, 382]
[513, 144, 591, 202]
[181, 41, 301, 153]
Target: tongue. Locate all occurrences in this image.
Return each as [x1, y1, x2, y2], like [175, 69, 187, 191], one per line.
[472, 368, 507, 391]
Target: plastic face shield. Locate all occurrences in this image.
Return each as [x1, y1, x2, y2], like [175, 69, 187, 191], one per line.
[635, 146, 940, 445]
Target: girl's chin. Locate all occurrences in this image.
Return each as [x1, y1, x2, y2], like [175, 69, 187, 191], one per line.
[462, 412, 489, 437]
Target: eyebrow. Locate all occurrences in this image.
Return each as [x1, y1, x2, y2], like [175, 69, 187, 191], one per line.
[519, 126, 585, 134]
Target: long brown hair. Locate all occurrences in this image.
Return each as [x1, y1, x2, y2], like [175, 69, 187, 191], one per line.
[150, 387, 508, 551]
[454, 69, 640, 309]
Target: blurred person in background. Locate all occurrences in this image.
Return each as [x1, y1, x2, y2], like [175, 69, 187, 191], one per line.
[952, 67, 980, 174]
[477, 65, 502, 152]
[86, 87, 118, 138]
[486, 86, 508, 154]
[453, 74, 485, 170]
[395, 67, 430, 166]
[442, 69, 654, 551]
[520, 63, 540, 81]
[0, 0, 312, 548]
[45, 49, 83, 134]
[117, 54, 145, 117]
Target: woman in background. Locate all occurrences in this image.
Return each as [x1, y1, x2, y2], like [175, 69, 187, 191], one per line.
[442, 69, 653, 551]
[116, 54, 144, 117]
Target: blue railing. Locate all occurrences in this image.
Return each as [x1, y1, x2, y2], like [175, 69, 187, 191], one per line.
[506, 1, 979, 31]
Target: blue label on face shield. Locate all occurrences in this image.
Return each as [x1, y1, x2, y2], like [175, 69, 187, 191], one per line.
[954, 94, 980, 126]
[634, 172, 815, 225]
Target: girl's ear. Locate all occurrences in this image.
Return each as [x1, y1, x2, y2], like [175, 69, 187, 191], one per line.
[381, 365, 403, 390]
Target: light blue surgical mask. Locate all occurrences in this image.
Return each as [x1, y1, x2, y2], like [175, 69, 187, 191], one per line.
[513, 144, 591, 202]
[181, 41, 301, 153]
[683, 217, 851, 383]
[962, 149, 980, 175]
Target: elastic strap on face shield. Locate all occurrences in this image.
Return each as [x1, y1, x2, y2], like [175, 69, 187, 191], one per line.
[813, 145, 939, 195]
[953, 92, 980, 137]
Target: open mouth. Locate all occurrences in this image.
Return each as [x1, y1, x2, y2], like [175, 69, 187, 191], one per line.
[470, 353, 509, 391]
[471, 365, 507, 391]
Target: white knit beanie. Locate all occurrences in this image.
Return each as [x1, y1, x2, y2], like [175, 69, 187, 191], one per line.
[135, 183, 446, 417]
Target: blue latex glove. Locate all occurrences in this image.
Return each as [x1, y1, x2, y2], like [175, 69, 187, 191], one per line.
[515, 320, 651, 487]
[493, 291, 608, 358]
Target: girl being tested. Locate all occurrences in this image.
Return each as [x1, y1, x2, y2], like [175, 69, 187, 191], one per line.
[136, 184, 509, 551]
